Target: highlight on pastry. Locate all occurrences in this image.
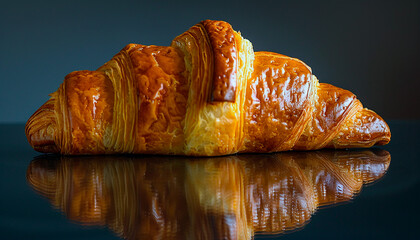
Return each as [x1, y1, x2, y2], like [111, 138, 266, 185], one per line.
[25, 20, 391, 156]
[26, 149, 391, 239]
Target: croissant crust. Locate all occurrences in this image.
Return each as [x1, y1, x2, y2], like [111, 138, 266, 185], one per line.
[26, 20, 391, 156]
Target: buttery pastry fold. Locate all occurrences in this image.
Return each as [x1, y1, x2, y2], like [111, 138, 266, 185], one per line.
[25, 20, 391, 156]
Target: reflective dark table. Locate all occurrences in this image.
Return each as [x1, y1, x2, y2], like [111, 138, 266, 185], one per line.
[0, 121, 419, 239]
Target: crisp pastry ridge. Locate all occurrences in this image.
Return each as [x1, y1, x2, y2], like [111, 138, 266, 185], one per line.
[25, 20, 391, 156]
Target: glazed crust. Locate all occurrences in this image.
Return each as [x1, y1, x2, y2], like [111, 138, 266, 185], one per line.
[241, 52, 314, 152]
[201, 20, 238, 102]
[25, 20, 391, 156]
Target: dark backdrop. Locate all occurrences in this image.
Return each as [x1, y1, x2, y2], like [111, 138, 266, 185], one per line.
[1, 0, 419, 123]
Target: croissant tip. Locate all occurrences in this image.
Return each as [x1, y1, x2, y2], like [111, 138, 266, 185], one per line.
[26, 99, 59, 153]
[375, 115, 391, 146]
[327, 108, 391, 149]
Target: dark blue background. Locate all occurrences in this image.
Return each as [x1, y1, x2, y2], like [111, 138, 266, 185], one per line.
[0, 0, 419, 122]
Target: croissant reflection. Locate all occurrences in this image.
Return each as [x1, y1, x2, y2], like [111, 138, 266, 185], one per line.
[27, 150, 390, 239]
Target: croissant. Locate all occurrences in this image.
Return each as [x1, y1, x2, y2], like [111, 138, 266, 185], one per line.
[25, 20, 391, 156]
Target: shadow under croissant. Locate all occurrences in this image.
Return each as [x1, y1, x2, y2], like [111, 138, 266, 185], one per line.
[26, 149, 391, 240]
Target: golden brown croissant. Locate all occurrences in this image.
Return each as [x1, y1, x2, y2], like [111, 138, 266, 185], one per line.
[26, 150, 391, 239]
[25, 20, 391, 156]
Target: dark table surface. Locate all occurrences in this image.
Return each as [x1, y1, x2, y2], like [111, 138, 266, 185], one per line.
[0, 121, 419, 240]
